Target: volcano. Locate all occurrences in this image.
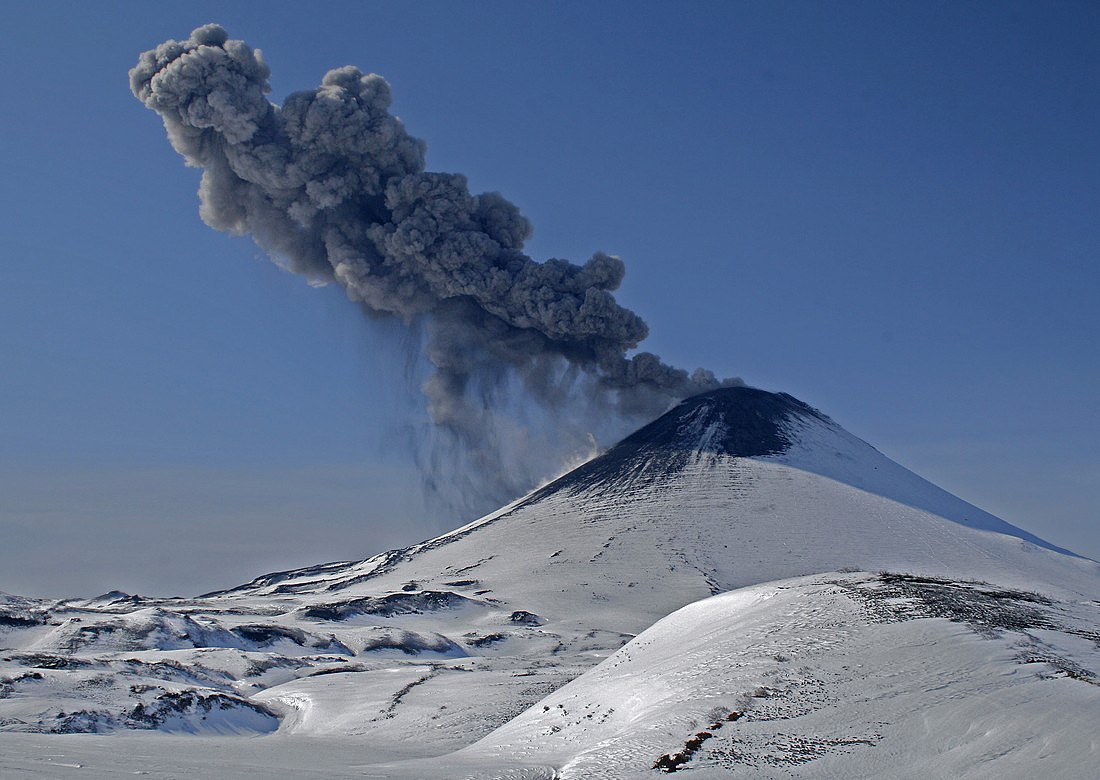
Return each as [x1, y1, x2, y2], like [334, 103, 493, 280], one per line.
[2, 388, 1098, 778]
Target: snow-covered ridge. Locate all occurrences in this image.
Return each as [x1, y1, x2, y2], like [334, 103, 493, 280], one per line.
[191, 387, 1098, 604]
[2, 387, 1097, 776]
[413, 572, 1100, 779]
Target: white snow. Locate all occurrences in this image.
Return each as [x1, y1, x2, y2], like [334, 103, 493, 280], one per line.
[437, 573, 1100, 778]
[2, 391, 1097, 776]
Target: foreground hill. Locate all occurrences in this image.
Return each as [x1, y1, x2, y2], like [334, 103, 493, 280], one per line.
[415, 572, 1100, 778]
[2, 388, 1097, 777]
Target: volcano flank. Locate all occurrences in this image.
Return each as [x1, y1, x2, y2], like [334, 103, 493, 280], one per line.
[3, 388, 1098, 778]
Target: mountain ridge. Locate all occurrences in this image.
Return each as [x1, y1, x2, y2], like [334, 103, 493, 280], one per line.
[2, 386, 1098, 777]
[525, 386, 829, 502]
[210, 384, 1088, 603]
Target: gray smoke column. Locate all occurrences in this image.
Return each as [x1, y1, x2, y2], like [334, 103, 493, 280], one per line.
[130, 24, 740, 514]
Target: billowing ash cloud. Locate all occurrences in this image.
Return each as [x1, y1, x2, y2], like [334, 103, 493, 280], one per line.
[131, 24, 740, 515]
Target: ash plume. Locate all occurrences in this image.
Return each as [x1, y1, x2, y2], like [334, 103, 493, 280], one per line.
[130, 24, 740, 516]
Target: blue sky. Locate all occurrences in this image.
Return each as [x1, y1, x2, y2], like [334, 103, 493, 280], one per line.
[2, 1, 1097, 597]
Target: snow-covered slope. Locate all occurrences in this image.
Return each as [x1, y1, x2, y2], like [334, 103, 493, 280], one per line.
[2, 387, 1097, 777]
[393, 572, 1100, 779]
[204, 388, 1099, 610]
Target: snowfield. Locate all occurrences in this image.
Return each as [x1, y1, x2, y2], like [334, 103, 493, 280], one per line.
[2, 388, 1098, 777]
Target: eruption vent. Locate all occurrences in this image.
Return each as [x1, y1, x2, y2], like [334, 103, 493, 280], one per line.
[130, 24, 739, 514]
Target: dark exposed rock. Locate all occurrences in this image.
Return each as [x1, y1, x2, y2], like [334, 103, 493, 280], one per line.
[231, 623, 353, 654]
[509, 611, 543, 626]
[0, 607, 49, 627]
[5, 653, 93, 670]
[466, 633, 508, 648]
[530, 387, 828, 500]
[299, 591, 481, 621]
[359, 630, 463, 656]
[127, 689, 279, 731]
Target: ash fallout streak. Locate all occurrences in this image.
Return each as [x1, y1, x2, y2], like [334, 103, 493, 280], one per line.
[131, 24, 739, 515]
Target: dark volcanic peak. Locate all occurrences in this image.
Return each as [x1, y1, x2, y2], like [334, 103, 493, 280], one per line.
[532, 387, 829, 500]
[633, 387, 830, 457]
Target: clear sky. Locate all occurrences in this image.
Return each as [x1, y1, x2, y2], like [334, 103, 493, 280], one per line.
[2, 1, 1097, 598]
